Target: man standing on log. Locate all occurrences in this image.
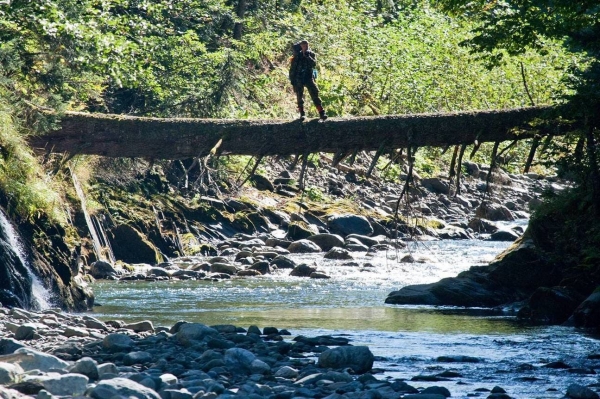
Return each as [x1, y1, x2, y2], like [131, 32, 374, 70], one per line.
[289, 40, 327, 121]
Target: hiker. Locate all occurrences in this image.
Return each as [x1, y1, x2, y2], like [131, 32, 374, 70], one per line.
[289, 40, 327, 120]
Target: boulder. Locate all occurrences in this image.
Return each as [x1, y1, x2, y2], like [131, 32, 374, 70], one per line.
[103, 333, 134, 352]
[68, 357, 99, 380]
[288, 239, 322, 253]
[0, 338, 26, 355]
[566, 383, 599, 399]
[147, 267, 170, 277]
[518, 287, 585, 324]
[318, 346, 374, 374]
[90, 260, 120, 279]
[306, 234, 345, 251]
[274, 366, 299, 379]
[270, 255, 297, 269]
[327, 214, 374, 237]
[290, 264, 317, 277]
[210, 263, 239, 275]
[176, 323, 219, 347]
[568, 289, 600, 329]
[467, 218, 498, 234]
[287, 222, 319, 240]
[345, 234, 383, 247]
[32, 373, 89, 396]
[421, 177, 450, 194]
[8, 348, 69, 372]
[249, 261, 272, 275]
[386, 236, 560, 307]
[475, 203, 515, 221]
[124, 320, 154, 333]
[324, 248, 353, 260]
[489, 229, 520, 242]
[224, 348, 256, 374]
[89, 377, 161, 399]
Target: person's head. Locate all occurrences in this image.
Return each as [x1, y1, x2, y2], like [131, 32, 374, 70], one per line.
[300, 40, 309, 52]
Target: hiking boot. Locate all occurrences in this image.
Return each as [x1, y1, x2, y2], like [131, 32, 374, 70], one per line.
[319, 110, 328, 120]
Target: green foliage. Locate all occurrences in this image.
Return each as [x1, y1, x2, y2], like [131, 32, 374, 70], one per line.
[0, 101, 65, 221]
[304, 185, 327, 202]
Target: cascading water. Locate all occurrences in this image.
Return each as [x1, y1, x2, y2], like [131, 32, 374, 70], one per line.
[0, 208, 53, 309]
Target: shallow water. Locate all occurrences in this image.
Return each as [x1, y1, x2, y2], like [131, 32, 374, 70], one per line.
[90, 237, 600, 398]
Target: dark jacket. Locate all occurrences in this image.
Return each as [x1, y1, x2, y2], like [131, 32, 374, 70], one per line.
[289, 49, 317, 86]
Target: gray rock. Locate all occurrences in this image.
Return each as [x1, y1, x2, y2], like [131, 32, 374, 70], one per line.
[318, 346, 374, 374]
[270, 255, 297, 269]
[421, 177, 450, 194]
[310, 272, 331, 279]
[68, 357, 99, 380]
[224, 348, 256, 374]
[147, 267, 171, 277]
[274, 366, 299, 379]
[15, 323, 45, 341]
[403, 394, 446, 399]
[566, 383, 599, 399]
[250, 359, 271, 374]
[83, 316, 108, 331]
[89, 377, 161, 399]
[489, 229, 520, 241]
[209, 263, 239, 275]
[249, 261, 271, 275]
[63, 326, 90, 337]
[90, 260, 120, 279]
[97, 362, 118, 378]
[475, 203, 515, 221]
[422, 386, 451, 397]
[34, 373, 89, 396]
[124, 320, 154, 332]
[290, 263, 317, 277]
[467, 218, 498, 234]
[328, 214, 374, 237]
[0, 362, 23, 384]
[176, 323, 219, 347]
[103, 333, 134, 352]
[306, 234, 345, 251]
[288, 239, 322, 253]
[345, 234, 383, 247]
[324, 247, 353, 260]
[7, 348, 69, 372]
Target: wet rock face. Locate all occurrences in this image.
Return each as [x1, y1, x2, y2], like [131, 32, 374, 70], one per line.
[0, 210, 94, 312]
[0, 233, 33, 309]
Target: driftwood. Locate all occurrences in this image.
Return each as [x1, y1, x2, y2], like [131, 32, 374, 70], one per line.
[29, 106, 561, 160]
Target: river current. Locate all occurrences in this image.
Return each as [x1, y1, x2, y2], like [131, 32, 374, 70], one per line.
[90, 234, 600, 398]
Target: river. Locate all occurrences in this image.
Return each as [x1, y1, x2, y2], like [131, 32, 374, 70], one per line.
[90, 236, 600, 398]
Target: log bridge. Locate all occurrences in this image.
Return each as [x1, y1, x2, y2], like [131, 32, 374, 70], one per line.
[29, 106, 565, 160]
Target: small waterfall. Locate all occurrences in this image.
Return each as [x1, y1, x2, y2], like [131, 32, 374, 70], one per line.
[0, 209, 53, 309]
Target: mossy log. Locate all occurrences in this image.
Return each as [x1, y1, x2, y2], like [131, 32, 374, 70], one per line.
[30, 106, 561, 159]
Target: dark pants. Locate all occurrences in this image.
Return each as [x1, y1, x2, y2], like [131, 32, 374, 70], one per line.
[294, 79, 323, 110]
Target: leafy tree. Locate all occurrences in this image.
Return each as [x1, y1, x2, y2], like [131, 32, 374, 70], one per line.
[431, 0, 600, 211]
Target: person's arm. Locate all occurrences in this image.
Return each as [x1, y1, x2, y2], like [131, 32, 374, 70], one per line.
[289, 56, 298, 84]
[304, 51, 317, 68]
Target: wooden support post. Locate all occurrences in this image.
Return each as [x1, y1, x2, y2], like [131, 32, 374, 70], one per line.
[523, 136, 540, 173]
[239, 155, 264, 188]
[449, 145, 459, 179]
[347, 149, 359, 166]
[298, 152, 310, 190]
[367, 143, 387, 177]
[455, 144, 467, 196]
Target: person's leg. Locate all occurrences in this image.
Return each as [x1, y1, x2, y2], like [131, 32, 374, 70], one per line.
[295, 85, 305, 118]
[306, 81, 327, 119]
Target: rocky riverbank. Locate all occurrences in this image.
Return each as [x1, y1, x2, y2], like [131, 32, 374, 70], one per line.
[2, 306, 600, 399]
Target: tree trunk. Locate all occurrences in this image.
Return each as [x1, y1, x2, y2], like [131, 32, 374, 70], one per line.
[233, 0, 247, 40]
[29, 106, 565, 160]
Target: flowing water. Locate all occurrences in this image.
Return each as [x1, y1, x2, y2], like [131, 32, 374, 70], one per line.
[0, 209, 53, 309]
[91, 234, 600, 398]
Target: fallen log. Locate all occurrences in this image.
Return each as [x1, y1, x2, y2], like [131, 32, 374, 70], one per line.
[29, 106, 562, 160]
